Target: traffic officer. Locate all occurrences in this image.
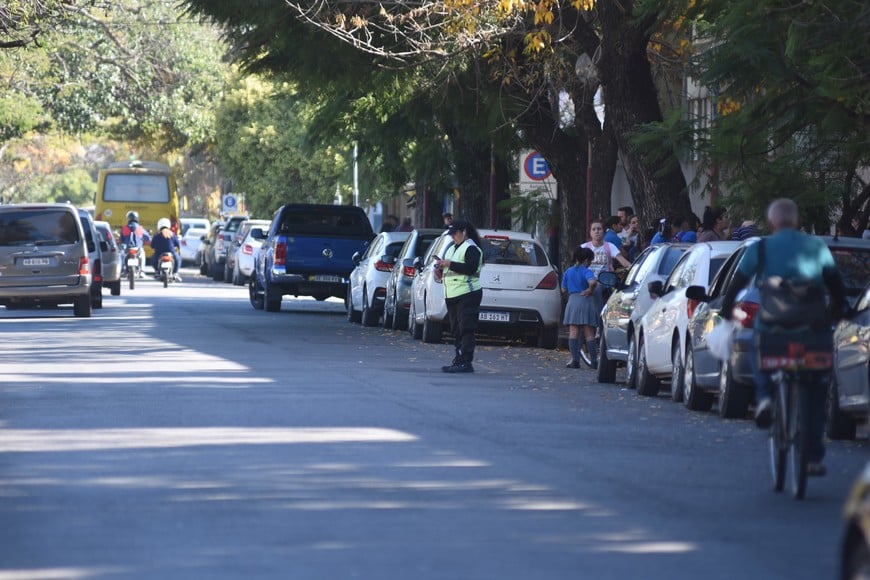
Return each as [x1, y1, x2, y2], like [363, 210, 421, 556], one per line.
[436, 219, 484, 373]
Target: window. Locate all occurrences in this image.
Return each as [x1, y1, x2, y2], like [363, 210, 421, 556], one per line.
[480, 236, 548, 266]
[0, 210, 80, 246]
[103, 174, 170, 203]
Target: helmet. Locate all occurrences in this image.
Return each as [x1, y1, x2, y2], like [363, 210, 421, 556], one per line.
[126, 211, 139, 222]
[157, 218, 171, 231]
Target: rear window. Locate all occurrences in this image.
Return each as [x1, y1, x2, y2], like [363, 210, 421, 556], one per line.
[0, 210, 81, 246]
[279, 209, 372, 237]
[832, 248, 870, 298]
[481, 236, 549, 267]
[103, 173, 170, 203]
[416, 234, 440, 258]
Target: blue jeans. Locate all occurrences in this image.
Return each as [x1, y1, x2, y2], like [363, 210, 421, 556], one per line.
[750, 330, 828, 463]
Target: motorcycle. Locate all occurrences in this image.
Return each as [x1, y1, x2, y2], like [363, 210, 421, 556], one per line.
[122, 245, 142, 290]
[156, 252, 176, 288]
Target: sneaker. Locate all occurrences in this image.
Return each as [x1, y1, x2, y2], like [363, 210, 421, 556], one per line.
[566, 361, 580, 369]
[173, 274, 183, 282]
[441, 362, 474, 373]
[754, 397, 773, 429]
[807, 462, 827, 477]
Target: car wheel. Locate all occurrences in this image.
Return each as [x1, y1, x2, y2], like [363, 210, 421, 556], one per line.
[264, 281, 281, 312]
[73, 295, 92, 318]
[249, 278, 264, 310]
[211, 262, 224, 282]
[110, 281, 121, 296]
[224, 261, 232, 283]
[536, 325, 558, 350]
[199, 260, 208, 276]
[826, 370, 857, 440]
[361, 287, 379, 327]
[92, 291, 103, 310]
[636, 334, 661, 397]
[670, 339, 684, 402]
[596, 332, 617, 383]
[382, 293, 394, 329]
[347, 285, 362, 323]
[409, 301, 422, 339]
[232, 263, 243, 286]
[422, 302, 442, 344]
[626, 331, 638, 389]
[718, 357, 750, 419]
[684, 343, 714, 411]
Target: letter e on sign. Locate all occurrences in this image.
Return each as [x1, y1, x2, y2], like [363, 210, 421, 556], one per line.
[523, 151, 552, 181]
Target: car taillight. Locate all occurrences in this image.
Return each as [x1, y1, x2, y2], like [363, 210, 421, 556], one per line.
[735, 301, 759, 328]
[242, 244, 253, 255]
[536, 271, 559, 290]
[93, 259, 102, 282]
[274, 241, 287, 266]
[402, 265, 416, 278]
[79, 257, 90, 275]
[374, 260, 393, 272]
[687, 298, 699, 319]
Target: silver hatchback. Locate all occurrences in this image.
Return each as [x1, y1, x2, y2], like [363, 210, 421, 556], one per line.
[0, 203, 92, 317]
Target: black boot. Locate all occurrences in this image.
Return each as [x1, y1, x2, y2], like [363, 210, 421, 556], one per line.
[442, 357, 474, 373]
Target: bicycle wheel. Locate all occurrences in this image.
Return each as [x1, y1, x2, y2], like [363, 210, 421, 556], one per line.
[769, 379, 788, 492]
[787, 380, 809, 500]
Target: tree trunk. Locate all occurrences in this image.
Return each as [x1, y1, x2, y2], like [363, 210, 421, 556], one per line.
[597, 2, 692, 228]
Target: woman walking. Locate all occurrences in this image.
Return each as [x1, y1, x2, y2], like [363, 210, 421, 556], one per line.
[562, 248, 598, 368]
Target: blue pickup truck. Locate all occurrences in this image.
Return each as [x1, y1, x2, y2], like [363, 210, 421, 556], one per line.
[249, 204, 374, 312]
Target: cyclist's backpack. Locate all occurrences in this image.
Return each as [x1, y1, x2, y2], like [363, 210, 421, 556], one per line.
[756, 239, 829, 329]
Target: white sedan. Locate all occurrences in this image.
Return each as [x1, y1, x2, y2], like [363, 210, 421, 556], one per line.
[408, 229, 561, 349]
[180, 227, 207, 266]
[347, 231, 413, 326]
[232, 222, 271, 286]
[635, 240, 742, 398]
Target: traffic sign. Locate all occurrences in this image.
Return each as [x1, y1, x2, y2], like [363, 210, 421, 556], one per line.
[523, 151, 552, 181]
[222, 194, 238, 214]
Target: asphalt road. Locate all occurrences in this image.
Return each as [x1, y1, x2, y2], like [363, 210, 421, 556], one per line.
[0, 268, 866, 579]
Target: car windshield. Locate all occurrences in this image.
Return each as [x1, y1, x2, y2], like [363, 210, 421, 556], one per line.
[0, 210, 80, 246]
[480, 236, 548, 266]
[658, 247, 688, 275]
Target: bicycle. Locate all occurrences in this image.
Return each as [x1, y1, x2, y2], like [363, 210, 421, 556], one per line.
[763, 338, 832, 500]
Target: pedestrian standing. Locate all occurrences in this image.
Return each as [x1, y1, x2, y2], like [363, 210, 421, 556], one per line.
[697, 206, 730, 242]
[442, 212, 453, 227]
[561, 247, 598, 369]
[436, 219, 483, 373]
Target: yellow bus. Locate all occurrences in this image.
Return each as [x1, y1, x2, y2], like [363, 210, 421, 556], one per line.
[94, 160, 180, 257]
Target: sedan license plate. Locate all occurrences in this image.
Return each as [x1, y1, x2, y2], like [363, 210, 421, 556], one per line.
[21, 257, 51, 266]
[311, 275, 341, 283]
[479, 311, 510, 322]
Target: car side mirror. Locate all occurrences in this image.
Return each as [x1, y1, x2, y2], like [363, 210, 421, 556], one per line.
[382, 255, 397, 265]
[647, 280, 664, 298]
[250, 228, 266, 240]
[685, 285, 710, 302]
[99, 241, 109, 252]
[352, 251, 362, 263]
[87, 240, 96, 253]
[413, 256, 423, 271]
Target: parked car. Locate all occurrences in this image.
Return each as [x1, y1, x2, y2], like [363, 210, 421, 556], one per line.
[408, 229, 561, 349]
[250, 204, 374, 311]
[181, 226, 207, 266]
[94, 220, 122, 296]
[383, 228, 442, 330]
[78, 208, 107, 309]
[225, 219, 270, 283]
[686, 235, 870, 420]
[828, 281, 870, 440]
[230, 220, 271, 286]
[841, 461, 870, 579]
[347, 231, 412, 326]
[0, 203, 92, 317]
[596, 243, 691, 386]
[634, 241, 741, 398]
[200, 215, 248, 281]
[180, 217, 210, 236]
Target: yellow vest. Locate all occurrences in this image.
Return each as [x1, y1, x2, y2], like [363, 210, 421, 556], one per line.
[444, 240, 482, 299]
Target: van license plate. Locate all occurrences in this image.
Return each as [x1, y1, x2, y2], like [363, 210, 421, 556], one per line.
[479, 311, 509, 322]
[311, 275, 341, 283]
[21, 258, 51, 266]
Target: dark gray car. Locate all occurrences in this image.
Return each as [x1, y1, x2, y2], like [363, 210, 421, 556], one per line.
[0, 203, 92, 317]
[383, 228, 442, 331]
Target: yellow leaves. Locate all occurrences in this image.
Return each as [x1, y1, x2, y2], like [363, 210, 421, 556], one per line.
[571, 0, 596, 11]
[717, 98, 742, 116]
[523, 29, 552, 54]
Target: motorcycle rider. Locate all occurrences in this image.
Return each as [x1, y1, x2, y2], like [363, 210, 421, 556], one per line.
[120, 211, 150, 278]
[150, 218, 182, 282]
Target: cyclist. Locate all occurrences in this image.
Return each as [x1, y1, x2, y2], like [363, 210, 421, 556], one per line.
[120, 211, 150, 277]
[150, 218, 182, 282]
[720, 198, 848, 476]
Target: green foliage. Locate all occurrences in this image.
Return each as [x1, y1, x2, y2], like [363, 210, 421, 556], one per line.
[0, 92, 48, 140]
[213, 75, 350, 216]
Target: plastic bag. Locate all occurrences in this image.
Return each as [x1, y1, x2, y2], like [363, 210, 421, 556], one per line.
[707, 318, 737, 362]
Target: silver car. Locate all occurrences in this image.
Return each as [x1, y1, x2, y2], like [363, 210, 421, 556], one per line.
[95, 220, 122, 296]
[0, 203, 92, 317]
[383, 228, 442, 331]
[597, 243, 691, 386]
